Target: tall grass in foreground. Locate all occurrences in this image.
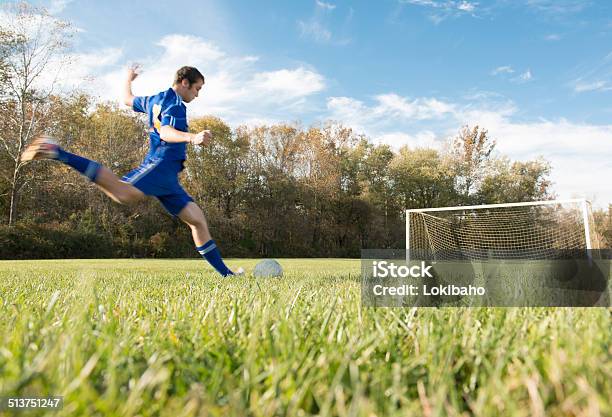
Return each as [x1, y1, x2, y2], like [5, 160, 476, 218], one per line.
[0, 259, 610, 417]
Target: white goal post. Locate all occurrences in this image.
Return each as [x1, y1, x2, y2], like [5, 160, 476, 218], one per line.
[406, 199, 597, 262]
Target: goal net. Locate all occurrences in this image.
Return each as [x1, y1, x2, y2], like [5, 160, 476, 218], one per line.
[406, 199, 598, 261]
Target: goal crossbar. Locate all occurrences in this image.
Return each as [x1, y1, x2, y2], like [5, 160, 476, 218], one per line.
[406, 198, 587, 214]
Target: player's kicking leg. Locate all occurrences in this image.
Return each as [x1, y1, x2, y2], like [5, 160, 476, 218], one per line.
[177, 202, 244, 277]
[23, 135, 242, 277]
[21, 135, 145, 204]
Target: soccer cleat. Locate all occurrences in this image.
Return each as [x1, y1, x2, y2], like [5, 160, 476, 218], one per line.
[21, 135, 59, 161]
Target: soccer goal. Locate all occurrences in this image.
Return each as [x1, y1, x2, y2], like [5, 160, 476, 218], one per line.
[406, 199, 598, 262]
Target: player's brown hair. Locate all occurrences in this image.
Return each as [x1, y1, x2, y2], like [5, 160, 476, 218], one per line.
[174, 66, 204, 86]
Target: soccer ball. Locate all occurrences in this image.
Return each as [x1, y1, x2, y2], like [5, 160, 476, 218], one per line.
[253, 259, 283, 278]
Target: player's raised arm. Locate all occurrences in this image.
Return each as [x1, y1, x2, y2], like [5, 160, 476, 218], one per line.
[123, 64, 140, 107]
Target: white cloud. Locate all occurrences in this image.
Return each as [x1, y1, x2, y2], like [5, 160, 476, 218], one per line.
[570, 52, 612, 94]
[492, 66, 515, 75]
[573, 80, 612, 93]
[298, 20, 332, 42]
[316, 0, 336, 10]
[250, 68, 326, 100]
[519, 69, 533, 82]
[41, 47, 124, 91]
[545, 34, 561, 41]
[155, 34, 225, 64]
[457, 1, 476, 12]
[376, 94, 455, 119]
[401, 0, 437, 6]
[491, 66, 532, 83]
[47, 0, 73, 14]
[327, 94, 455, 128]
[376, 131, 441, 150]
[297, 0, 351, 45]
[525, 0, 588, 14]
[374, 94, 417, 117]
[400, 0, 479, 23]
[13, 45, 122, 101]
[240, 116, 286, 128]
[428, 14, 446, 24]
[326, 97, 370, 133]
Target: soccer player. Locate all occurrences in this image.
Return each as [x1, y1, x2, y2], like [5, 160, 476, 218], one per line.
[21, 65, 242, 277]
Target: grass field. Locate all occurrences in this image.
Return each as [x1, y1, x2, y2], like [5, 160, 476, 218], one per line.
[0, 259, 610, 417]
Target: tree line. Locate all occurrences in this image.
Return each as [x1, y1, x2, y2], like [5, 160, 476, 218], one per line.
[0, 2, 610, 258]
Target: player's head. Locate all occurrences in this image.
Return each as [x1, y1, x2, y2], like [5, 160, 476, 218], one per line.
[173, 66, 205, 103]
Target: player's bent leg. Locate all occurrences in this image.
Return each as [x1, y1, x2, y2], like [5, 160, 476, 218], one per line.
[95, 167, 145, 205]
[22, 136, 145, 205]
[178, 202, 242, 277]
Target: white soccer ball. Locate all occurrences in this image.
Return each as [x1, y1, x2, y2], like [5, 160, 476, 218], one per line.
[253, 259, 283, 278]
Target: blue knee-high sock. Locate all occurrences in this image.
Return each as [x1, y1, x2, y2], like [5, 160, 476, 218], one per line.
[196, 240, 233, 277]
[55, 148, 101, 182]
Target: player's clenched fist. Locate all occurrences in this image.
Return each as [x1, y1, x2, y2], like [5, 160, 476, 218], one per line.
[191, 130, 212, 145]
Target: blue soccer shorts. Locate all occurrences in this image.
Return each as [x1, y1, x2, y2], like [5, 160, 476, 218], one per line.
[122, 157, 193, 216]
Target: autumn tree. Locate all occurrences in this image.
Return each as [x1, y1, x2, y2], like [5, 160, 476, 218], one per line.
[243, 124, 305, 255]
[449, 125, 496, 202]
[0, 2, 73, 225]
[389, 147, 457, 210]
[477, 157, 552, 204]
[187, 116, 242, 216]
[360, 142, 395, 241]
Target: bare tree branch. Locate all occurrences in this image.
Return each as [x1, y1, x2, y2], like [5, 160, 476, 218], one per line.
[0, 134, 17, 160]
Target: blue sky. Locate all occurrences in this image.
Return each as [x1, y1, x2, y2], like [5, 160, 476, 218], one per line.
[16, 0, 612, 205]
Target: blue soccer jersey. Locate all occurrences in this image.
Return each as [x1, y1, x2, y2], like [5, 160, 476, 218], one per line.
[132, 88, 188, 161]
